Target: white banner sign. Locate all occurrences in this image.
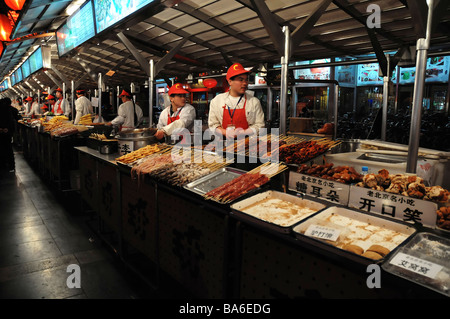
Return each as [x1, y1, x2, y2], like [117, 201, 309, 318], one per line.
[288, 172, 350, 205]
[348, 186, 437, 227]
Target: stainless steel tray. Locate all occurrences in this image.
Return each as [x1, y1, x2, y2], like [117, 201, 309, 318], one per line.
[230, 190, 327, 234]
[183, 167, 247, 196]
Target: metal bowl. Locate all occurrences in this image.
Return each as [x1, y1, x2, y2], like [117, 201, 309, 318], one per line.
[118, 127, 157, 138]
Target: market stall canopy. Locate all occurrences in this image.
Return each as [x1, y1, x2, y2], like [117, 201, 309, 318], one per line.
[1, 0, 450, 93]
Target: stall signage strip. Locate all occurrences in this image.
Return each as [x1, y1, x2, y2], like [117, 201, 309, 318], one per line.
[348, 186, 437, 227]
[389, 252, 443, 279]
[288, 171, 350, 205]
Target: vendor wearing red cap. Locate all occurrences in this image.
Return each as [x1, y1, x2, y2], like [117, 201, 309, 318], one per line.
[107, 88, 143, 130]
[26, 96, 40, 118]
[155, 83, 196, 140]
[74, 89, 93, 124]
[45, 95, 56, 115]
[208, 63, 265, 137]
[53, 87, 70, 117]
[23, 96, 33, 115]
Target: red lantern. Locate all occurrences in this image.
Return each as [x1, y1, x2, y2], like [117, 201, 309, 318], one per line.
[5, 0, 26, 11]
[203, 78, 217, 88]
[0, 14, 12, 41]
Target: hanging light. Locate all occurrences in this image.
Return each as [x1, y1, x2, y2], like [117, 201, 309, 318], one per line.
[5, 0, 26, 11]
[0, 14, 12, 41]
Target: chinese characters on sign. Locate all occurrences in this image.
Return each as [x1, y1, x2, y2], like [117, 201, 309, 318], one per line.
[304, 224, 340, 242]
[389, 252, 443, 279]
[288, 172, 350, 205]
[348, 186, 437, 227]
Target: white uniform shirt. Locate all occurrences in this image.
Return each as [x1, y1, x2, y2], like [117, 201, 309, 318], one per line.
[111, 100, 144, 128]
[53, 98, 71, 117]
[157, 103, 196, 136]
[208, 92, 265, 134]
[26, 102, 40, 117]
[74, 96, 93, 124]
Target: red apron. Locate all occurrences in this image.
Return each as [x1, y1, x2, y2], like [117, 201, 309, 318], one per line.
[53, 99, 63, 114]
[222, 95, 249, 130]
[167, 107, 183, 124]
[167, 107, 188, 143]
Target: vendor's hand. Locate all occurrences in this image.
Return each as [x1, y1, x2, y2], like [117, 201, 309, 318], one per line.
[154, 129, 166, 140]
[225, 127, 236, 138]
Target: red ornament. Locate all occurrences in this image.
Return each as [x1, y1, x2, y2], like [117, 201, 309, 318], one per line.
[0, 14, 12, 41]
[5, 0, 26, 11]
[203, 78, 217, 88]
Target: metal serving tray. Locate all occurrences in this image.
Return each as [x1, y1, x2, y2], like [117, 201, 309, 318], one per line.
[292, 206, 417, 264]
[183, 167, 247, 196]
[382, 232, 450, 297]
[230, 190, 327, 233]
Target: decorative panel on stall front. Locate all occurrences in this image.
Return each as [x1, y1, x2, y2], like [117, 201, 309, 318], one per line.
[98, 161, 120, 233]
[157, 189, 226, 299]
[79, 152, 98, 212]
[237, 227, 399, 299]
[121, 174, 157, 262]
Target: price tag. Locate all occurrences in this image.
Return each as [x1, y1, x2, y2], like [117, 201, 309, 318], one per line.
[304, 224, 341, 242]
[389, 252, 443, 279]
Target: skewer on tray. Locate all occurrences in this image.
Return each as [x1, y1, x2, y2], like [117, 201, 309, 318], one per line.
[203, 162, 288, 204]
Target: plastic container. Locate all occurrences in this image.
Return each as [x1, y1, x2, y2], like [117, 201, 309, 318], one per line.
[382, 232, 450, 297]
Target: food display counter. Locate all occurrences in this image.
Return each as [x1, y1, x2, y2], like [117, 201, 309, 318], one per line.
[17, 122, 449, 298]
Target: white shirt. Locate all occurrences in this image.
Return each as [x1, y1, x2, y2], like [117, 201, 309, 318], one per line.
[208, 91, 265, 134]
[74, 96, 93, 124]
[157, 103, 196, 136]
[26, 102, 40, 117]
[111, 100, 143, 128]
[53, 98, 71, 117]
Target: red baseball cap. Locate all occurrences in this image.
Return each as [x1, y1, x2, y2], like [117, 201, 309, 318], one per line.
[46, 95, 55, 100]
[226, 63, 250, 81]
[55, 87, 63, 92]
[168, 83, 189, 96]
[25, 96, 33, 101]
[119, 89, 132, 97]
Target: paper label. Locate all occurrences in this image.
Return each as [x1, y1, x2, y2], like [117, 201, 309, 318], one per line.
[389, 252, 443, 279]
[288, 171, 350, 205]
[304, 224, 341, 242]
[118, 141, 134, 156]
[348, 186, 437, 227]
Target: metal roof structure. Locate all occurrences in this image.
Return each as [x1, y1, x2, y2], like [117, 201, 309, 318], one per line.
[1, 0, 450, 94]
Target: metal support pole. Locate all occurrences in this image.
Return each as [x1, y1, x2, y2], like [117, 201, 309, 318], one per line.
[149, 59, 155, 127]
[280, 26, 290, 135]
[71, 80, 75, 121]
[381, 55, 390, 140]
[334, 84, 339, 139]
[407, 0, 434, 173]
[98, 73, 103, 120]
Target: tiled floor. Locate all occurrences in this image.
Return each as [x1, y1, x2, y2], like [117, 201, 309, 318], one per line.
[0, 149, 186, 299]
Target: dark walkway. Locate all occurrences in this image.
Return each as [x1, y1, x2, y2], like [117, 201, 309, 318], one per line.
[0, 149, 176, 299]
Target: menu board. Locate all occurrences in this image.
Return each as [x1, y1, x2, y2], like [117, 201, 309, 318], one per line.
[335, 64, 356, 85]
[357, 63, 383, 85]
[13, 68, 22, 84]
[295, 59, 330, 80]
[94, 0, 154, 33]
[21, 59, 31, 79]
[399, 56, 450, 84]
[0, 80, 8, 92]
[56, 1, 96, 57]
[29, 47, 43, 74]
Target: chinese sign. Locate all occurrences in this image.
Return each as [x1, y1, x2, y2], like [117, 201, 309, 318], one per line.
[288, 171, 350, 205]
[348, 186, 437, 227]
[388, 252, 443, 279]
[118, 140, 134, 156]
